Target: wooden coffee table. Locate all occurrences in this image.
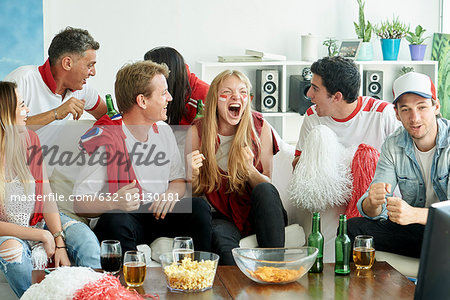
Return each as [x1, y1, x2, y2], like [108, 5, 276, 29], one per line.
[33, 261, 415, 299]
[217, 262, 415, 300]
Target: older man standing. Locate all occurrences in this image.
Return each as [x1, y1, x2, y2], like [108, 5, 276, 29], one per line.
[348, 72, 450, 258]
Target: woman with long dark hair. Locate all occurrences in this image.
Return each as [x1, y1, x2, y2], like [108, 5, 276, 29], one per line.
[144, 47, 209, 125]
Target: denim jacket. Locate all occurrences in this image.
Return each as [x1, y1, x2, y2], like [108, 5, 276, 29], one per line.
[357, 118, 450, 219]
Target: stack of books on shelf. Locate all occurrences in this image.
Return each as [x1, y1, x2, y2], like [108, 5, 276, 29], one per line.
[218, 49, 286, 62]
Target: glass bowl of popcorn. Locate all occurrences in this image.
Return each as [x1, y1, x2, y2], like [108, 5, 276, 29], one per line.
[159, 251, 219, 292]
[232, 247, 318, 284]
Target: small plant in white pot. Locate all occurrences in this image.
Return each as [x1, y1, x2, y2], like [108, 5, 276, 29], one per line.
[354, 0, 373, 60]
[406, 25, 429, 61]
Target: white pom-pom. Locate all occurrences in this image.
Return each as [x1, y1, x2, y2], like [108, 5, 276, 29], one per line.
[289, 125, 353, 211]
[31, 243, 48, 270]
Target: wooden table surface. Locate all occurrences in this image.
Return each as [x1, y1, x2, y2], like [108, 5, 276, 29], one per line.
[217, 262, 415, 300]
[33, 261, 415, 299]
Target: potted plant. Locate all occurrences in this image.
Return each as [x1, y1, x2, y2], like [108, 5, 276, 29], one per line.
[323, 38, 338, 57]
[374, 16, 409, 60]
[354, 0, 373, 60]
[406, 25, 429, 61]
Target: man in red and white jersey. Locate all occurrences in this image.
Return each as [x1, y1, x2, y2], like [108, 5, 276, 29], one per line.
[5, 27, 107, 147]
[292, 56, 400, 169]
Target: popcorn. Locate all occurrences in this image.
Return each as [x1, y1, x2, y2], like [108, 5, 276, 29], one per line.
[163, 257, 216, 291]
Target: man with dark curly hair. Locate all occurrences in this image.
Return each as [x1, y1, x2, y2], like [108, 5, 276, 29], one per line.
[292, 56, 400, 169]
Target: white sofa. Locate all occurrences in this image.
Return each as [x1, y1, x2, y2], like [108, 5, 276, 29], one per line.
[0, 120, 418, 298]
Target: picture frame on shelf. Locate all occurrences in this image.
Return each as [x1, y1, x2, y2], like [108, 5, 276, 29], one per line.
[338, 39, 363, 59]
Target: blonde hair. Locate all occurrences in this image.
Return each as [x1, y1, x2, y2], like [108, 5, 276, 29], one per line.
[194, 70, 260, 195]
[0, 81, 33, 207]
[115, 60, 170, 114]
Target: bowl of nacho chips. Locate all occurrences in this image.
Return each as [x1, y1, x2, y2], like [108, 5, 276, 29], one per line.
[232, 247, 318, 284]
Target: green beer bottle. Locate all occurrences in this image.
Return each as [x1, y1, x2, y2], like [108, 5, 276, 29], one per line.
[105, 94, 119, 118]
[194, 99, 204, 120]
[335, 214, 351, 275]
[308, 212, 324, 273]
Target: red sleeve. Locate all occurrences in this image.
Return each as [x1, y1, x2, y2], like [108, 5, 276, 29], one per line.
[251, 111, 279, 155]
[86, 95, 101, 111]
[186, 64, 209, 101]
[26, 129, 44, 226]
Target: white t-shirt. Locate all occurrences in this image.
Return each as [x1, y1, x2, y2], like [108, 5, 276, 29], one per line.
[216, 134, 234, 171]
[4, 64, 100, 147]
[414, 144, 439, 207]
[295, 96, 401, 155]
[73, 121, 185, 204]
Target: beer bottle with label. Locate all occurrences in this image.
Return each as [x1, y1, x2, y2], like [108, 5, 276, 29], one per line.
[308, 212, 324, 273]
[105, 94, 119, 118]
[335, 214, 351, 275]
[194, 99, 204, 120]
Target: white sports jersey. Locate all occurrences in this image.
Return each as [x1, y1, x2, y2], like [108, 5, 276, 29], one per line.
[4, 61, 100, 147]
[295, 96, 401, 155]
[74, 121, 185, 204]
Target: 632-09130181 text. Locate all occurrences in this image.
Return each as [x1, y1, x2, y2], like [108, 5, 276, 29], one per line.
[9, 192, 180, 203]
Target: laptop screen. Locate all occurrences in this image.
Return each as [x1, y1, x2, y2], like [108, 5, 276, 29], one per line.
[414, 200, 450, 299]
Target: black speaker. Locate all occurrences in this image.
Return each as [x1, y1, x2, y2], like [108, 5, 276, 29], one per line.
[364, 70, 383, 99]
[288, 75, 312, 115]
[255, 69, 279, 112]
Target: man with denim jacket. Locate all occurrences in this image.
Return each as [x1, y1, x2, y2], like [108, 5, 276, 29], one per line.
[348, 72, 449, 258]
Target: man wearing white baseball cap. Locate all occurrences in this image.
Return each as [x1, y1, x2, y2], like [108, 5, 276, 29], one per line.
[347, 72, 450, 258]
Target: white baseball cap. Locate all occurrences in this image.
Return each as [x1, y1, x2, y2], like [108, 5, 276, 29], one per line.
[392, 72, 437, 105]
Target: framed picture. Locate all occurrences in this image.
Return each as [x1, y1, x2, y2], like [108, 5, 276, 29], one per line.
[431, 33, 450, 119]
[338, 39, 362, 59]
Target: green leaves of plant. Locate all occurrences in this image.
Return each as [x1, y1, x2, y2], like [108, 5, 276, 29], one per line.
[374, 16, 409, 39]
[406, 25, 429, 45]
[354, 0, 372, 42]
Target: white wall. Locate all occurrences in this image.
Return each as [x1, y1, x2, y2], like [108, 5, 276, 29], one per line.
[43, 0, 441, 99]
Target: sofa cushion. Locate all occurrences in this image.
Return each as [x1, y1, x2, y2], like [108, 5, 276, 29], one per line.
[150, 237, 174, 263]
[239, 224, 305, 248]
[376, 251, 419, 278]
[149, 224, 305, 264]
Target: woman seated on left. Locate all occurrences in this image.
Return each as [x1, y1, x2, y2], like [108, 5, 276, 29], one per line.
[0, 81, 100, 298]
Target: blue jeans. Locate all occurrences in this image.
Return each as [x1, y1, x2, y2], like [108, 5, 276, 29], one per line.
[58, 213, 101, 268]
[0, 213, 100, 297]
[0, 236, 32, 297]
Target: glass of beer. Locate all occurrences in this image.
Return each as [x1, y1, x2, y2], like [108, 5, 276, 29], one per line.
[123, 250, 146, 287]
[100, 240, 122, 275]
[352, 235, 375, 269]
[172, 236, 194, 263]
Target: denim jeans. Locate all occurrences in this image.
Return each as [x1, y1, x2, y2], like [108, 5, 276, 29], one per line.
[58, 213, 101, 268]
[0, 236, 32, 297]
[211, 183, 288, 265]
[0, 213, 100, 298]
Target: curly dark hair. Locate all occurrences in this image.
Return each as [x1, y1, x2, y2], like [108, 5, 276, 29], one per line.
[310, 56, 360, 103]
[48, 27, 99, 65]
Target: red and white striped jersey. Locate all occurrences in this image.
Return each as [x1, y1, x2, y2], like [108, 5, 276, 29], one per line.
[295, 96, 401, 156]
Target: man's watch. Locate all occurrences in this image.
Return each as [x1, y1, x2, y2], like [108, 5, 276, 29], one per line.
[52, 230, 66, 241]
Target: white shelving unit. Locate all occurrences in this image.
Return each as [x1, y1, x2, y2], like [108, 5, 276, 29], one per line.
[357, 61, 438, 102]
[197, 60, 438, 144]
